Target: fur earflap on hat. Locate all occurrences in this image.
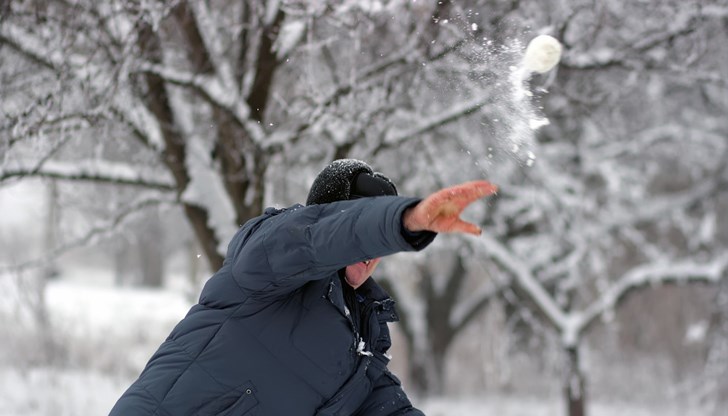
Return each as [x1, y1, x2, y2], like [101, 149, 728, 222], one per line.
[306, 159, 397, 206]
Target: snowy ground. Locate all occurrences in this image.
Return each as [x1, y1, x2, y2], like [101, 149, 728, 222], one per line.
[0, 366, 709, 416]
[0, 278, 716, 416]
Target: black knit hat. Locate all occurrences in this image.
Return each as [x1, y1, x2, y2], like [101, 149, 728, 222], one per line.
[306, 159, 398, 206]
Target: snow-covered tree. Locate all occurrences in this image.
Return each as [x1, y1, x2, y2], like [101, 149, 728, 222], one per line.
[2, 2, 727, 415]
[393, 1, 728, 414]
[0, 0, 492, 269]
[0, 0, 512, 391]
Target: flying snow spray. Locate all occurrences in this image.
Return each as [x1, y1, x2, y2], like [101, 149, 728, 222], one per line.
[498, 34, 563, 169]
[522, 34, 562, 74]
[462, 32, 564, 178]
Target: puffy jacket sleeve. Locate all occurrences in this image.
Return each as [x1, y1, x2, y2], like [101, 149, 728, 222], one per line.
[231, 196, 435, 296]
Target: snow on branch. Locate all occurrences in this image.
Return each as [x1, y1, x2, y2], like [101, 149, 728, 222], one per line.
[0, 160, 175, 191]
[449, 275, 510, 331]
[8, 110, 105, 138]
[134, 61, 265, 144]
[563, 4, 718, 71]
[286, 34, 425, 142]
[357, 34, 421, 81]
[601, 179, 719, 231]
[702, 4, 728, 18]
[187, 1, 235, 85]
[1, 21, 166, 152]
[475, 233, 567, 331]
[668, 66, 728, 88]
[379, 95, 495, 152]
[135, 62, 227, 104]
[592, 124, 710, 160]
[578, 256, 728, 336]
[630, 6, 699, 52]
[181, 136, 238, 256]
[0, 23, 65, 73]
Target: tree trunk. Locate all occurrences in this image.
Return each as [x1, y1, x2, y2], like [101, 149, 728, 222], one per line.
[136, 19, 224, 271]
[408, 353, 432, 393]
[430, 348, 447, 394]
[383, 253, 492, 397]
[43, 180, 59, 280]
[406, 347, 446, 395]
[114, 241, 132, 286]
[138, 239, 164, 287]
[186, 238, 201, 302]
[137, 213, 164, 287]
[564, 346, 586, 416]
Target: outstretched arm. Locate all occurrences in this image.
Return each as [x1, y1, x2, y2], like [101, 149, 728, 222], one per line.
[231, 196, 433, 295]
[403, 180, 498, 235]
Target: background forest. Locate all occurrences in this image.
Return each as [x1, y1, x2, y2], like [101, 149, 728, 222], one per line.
[1, 0, 727, 415]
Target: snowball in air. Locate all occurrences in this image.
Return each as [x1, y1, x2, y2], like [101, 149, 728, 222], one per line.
[523, 35, 562, 74]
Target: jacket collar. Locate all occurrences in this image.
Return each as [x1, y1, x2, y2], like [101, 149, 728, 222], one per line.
[328, 273, 399, 323]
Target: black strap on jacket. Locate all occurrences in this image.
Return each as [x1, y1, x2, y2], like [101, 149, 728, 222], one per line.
[314, 351, 390, 416]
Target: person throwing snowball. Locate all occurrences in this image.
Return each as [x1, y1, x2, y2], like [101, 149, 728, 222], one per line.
[110, 159, 497, 416]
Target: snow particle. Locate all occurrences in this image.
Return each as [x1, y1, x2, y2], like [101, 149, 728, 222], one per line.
[685, 321, 708, 344]
[529, 117, 550, 130]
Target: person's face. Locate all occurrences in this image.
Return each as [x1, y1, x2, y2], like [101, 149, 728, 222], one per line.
[344, 258, 381, 289]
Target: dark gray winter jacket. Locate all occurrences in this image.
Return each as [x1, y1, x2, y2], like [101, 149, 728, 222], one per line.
[109, 196, 435, 415]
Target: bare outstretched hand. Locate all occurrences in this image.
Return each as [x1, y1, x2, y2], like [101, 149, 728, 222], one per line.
[403, 180, 498, 236]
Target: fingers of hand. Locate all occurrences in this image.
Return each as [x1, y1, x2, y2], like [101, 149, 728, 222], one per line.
[415, 181, 496, 234]
[440, 181, 498, 206]
[460, 180, 498, 200]
[440, 181, 494, 235]
[447, 219, 482, 236]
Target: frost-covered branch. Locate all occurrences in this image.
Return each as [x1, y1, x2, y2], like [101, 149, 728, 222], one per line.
[3, 109, 109, 154]
[0, 160, 175, 191]
[185, 1, 236, 88]
[286, 30, 429, 143]
[592, 124, 725, 161]
[52, 0, 125, 65]
[563, 4, 721, 70]
[377, 95, 495, 153]
[578, 257, 728, 335]
[600, 179, 720, 233]
[0, 21, 166, 151]
[0, 23, 65, 73]
[476, 232, 728, 347]
[476, 233, 567, 331]
[134, 62, 266, 145]
[134, 63, 228, 106]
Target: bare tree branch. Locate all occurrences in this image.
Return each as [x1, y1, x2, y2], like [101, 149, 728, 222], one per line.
[0, 194, 176, 274]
